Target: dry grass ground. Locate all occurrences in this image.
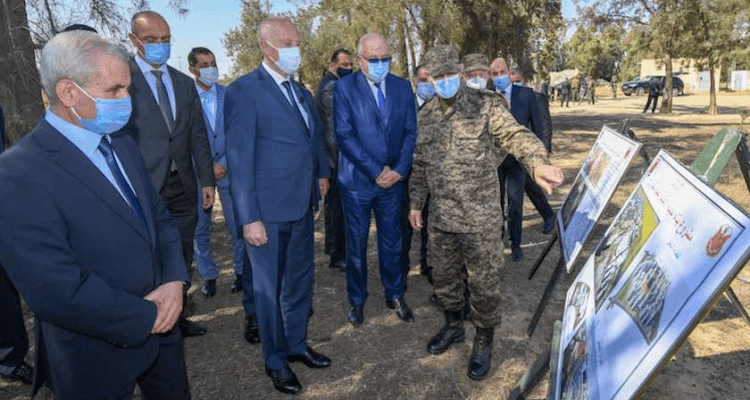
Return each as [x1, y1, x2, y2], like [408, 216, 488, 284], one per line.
[3, 91, 750, 400]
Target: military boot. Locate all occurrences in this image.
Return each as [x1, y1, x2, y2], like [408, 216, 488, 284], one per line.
[467, 326, 494, 380]
[427, 310, 465, 355]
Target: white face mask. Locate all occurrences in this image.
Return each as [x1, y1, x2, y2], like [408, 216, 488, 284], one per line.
[466, 77, 487, 90]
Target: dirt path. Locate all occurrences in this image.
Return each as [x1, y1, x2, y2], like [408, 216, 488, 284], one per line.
[3, 91, 750, 400]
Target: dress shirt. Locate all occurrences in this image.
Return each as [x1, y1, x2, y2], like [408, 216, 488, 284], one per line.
[134, 55, 177, 120]
[196, 83, 217, 132]
[45, 111, 137, 205]
[503, 85, 513, 108]
[365, 75, 387, 105]
[261, 61, 309, 128]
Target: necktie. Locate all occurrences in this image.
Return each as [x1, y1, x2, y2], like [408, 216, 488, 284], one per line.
[98, 137, 150, 238]
[374, 82, 385, 113]
[151, 70, 174, 131]
[282, 80, 309, 135]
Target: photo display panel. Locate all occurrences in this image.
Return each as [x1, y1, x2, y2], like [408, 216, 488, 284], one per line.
[554, 150, 750, 400]
[559, 126, 641, 273]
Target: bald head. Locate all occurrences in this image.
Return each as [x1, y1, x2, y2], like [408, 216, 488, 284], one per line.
[490, 58, 509, 78]
[129, 11, 171, 66]
[131, 11, 169, 35]
[357, 33, 389, 77]
[257, 17, 300, 77]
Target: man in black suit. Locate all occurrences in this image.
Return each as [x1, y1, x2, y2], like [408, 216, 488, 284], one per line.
[0, 104, 34, 386]
[124, 10, 215, 337]
[643, 76, 661, 113]
[314, 48, 352, 271]
[491, 58, 556, 261]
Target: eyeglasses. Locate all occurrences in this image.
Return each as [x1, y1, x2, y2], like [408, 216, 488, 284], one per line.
[360, 55, 391, 64]
[135, 34, 173, 45]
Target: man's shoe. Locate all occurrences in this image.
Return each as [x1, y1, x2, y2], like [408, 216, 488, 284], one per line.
[542, 217, 556, 235]
[467, 326, 494, 381]
[244, 314, 260, 344]
[230, 274, 243, 293]
[386, 296, 415, 322]
[265, 365, 301, 395]
[347, 305, 364, 327]
[200, 279, 216, 298]
[287, 346, 331, 368]
[511, 246, 523, 262]
[2, 361, 32, 384]
[179, 317, 207, 337]
[328, 260, 346, 271]
[427, 310, 465, 355]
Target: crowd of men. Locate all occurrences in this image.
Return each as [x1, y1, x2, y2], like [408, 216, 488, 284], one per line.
[0, 11, 564, 398]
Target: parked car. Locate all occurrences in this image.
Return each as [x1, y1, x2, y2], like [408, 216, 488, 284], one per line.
[622, 76, 684, 96]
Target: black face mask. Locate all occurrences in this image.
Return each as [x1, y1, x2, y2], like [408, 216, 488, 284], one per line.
[337, 67, 353, 78]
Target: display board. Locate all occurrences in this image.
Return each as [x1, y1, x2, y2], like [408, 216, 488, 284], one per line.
[554, 150, 750, 400]
[559, 126, 642, 272]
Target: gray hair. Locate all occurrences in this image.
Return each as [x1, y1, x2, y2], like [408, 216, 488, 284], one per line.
[357, 33, 386, 55]
[40, 30, 130, 107]
[257, 16, 290, 48]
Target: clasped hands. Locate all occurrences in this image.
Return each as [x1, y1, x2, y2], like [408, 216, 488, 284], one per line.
[376, 166, 401, 189]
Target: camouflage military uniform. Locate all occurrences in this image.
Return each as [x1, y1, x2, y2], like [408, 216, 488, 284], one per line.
[409, 82, 549, 327]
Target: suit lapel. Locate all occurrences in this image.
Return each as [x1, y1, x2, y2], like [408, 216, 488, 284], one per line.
[37, 123, 151, 244]
[355, 72, 385, 130]
[168, 66, 185, 131]
[129, 58, 171, 137]
[111, 135, 156, 246]
[215, 85, 225, 137]
[258, 66, 309, 135]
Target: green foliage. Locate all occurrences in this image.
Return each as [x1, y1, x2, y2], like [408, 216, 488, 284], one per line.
[223, 0, 563, 89]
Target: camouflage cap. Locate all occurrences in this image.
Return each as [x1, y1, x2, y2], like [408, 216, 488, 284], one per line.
[424, 44, 460, 77]
[462, 53, 489, 73]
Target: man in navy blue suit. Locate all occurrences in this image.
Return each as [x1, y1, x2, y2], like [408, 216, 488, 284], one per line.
[333, 32, 418, 326]
[225, 16, 331, 395]
[491, 58, 556, 261]
[0, 30, 189, 400]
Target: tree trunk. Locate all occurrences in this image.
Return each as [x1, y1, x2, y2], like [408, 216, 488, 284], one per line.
[708, 56, 718, 115]
[660, 52, 673, 114]
[0, 0, 45, 145]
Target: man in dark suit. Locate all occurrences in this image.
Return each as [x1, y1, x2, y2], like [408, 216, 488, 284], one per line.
[643, 76, 661, 113]
[491, 58, 556, 261]
[314, 48, 352, 272]
[0, 30, 190, 400]
[333, 32, 418, 326]
[124, 10, 215, 337]
[0, 103, 34, 386]
[225, 17, 331, 395]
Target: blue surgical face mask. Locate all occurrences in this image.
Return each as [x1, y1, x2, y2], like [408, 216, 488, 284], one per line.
[365, 59, 390, 83]
[466, 77, 488, 90]
[199, 67, 219, 86]
[493, 74, 511, 91]
[416, 82, 435, 100]
[433, 74, 461, 99]
[142, 42, 171, 66]
[268, 42, 301, 75]
[70, 82, 132, 135]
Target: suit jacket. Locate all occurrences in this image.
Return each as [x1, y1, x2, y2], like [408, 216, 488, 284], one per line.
[509, 85, 545, 145]
[0, 104, 5, 153]
[224, 64, 329, 225]
[123, 58, 214, 200]
[534, 92, 553, 152]
[0, 120, 188, 398]
[333, 71, 417, 191]
[314, 71, 339, 171]
[201, 83, 227, 171]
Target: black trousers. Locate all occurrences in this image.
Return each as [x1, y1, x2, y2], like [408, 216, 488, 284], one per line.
[324, 176, 346, 266]
[162, 171, 198, 271]
[0, 265, 29, 375]
[644, 94, 659, 113]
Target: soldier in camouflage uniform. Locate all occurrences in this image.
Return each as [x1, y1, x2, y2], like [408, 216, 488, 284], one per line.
[408, 45, 564, 381]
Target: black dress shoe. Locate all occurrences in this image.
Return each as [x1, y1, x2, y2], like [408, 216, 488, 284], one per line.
[200, 279, 216, 298]
[386, 296, 414, 322]
[265, 365, 301, 395]
[230, 274, 243, 293]
[347, 305, 364, 326]
[511, 246, 523, 262]
[328, 260, 346, 271]
[244, 314, 260, 344]
[2, 361, 32, 384]
[179, 317, 207, 337]
[287, 346, 331, 368]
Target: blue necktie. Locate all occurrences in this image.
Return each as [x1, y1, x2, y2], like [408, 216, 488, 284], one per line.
[98, 137, 150, 238]
[374, 82, 385, 113]
[151, 70, 174, 131]
[282, 80, 309, 136]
